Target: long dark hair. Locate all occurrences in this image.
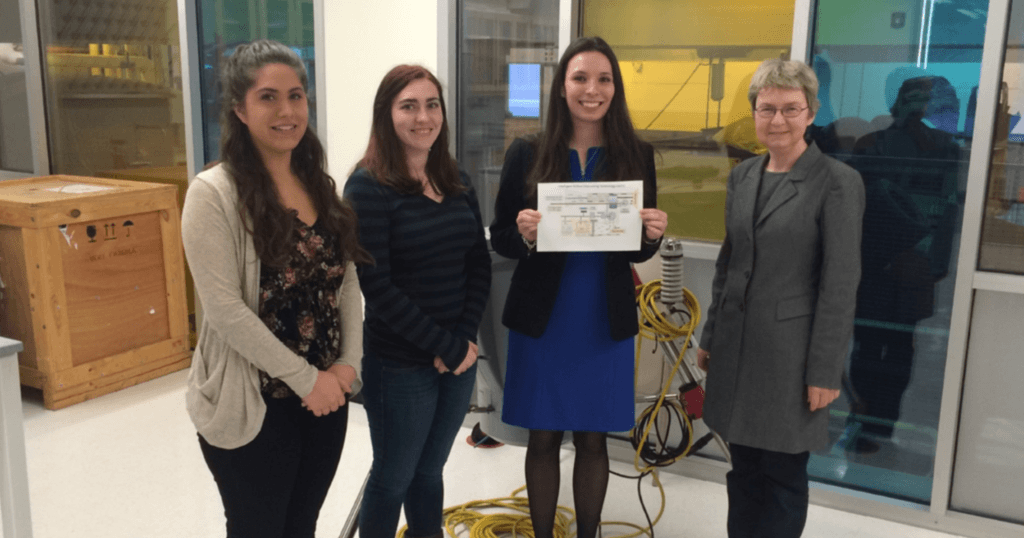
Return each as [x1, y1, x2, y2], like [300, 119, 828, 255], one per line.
[359, 65, 463, 196]
[527, 36, 647, 201]
[219, 39, 371, 267]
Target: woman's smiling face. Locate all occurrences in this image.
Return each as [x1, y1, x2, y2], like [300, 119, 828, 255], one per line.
[753, 86, 815, 156]
[563, 50, 615, 128]
[391, 78, 444, 158]
[233, 63, 308, 159]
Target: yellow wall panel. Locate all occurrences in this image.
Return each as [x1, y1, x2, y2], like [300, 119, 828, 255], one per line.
[584, 0, 794, 50]
[582, 0, 794, 241]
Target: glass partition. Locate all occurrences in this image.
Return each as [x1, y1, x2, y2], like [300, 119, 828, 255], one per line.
[456, 0, 561, 447]
[34, 0, 186, 177]
[457, 0, 560, 228]
[950, 290, 1024, 524]
[0, 0, 32, 173]
[809, 0, 989, 503]
[196, 0, 317, 165]
[583, 0, 795, 241]
[978, 2, 1024, 274]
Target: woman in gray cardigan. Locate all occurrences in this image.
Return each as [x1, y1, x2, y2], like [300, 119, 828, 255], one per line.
[697, 59, 865, 538]
[181, 41, 372, 538]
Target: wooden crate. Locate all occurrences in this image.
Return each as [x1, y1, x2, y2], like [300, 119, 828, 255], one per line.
[0, 175, 190, 409]
[94, 165, 197, 346]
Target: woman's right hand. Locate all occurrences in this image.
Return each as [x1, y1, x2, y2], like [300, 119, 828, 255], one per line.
[452, 341, 479, 376]
[432, 342, 479, 375]
[696, 348, 710, 371]
[517, 209, 542, 242]
[301, 371, 346, 417]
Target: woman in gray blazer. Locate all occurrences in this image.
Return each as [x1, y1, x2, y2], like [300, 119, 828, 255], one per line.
[696, 59, 865, 538]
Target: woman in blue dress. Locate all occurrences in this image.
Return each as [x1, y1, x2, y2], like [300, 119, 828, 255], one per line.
[489, 36, 668, 538]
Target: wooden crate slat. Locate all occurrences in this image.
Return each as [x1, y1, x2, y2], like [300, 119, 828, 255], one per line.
[0, 227, 38, 369]
[49, 347, 190, 400]
[17, 366, 45, 389]
[50, 336, 188, 389]
[159, 206, 189, 340]
[45, 355, 191, 410]
[22, 227, 73, 375]
[0, 176, 177, 228]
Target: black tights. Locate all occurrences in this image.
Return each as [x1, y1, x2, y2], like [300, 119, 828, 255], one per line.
[525, 429, 609, 538]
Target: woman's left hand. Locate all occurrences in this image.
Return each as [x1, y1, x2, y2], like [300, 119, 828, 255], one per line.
[640, 208, 668, 241]
[327, 364, 357, 397]
[807, 385, 840, 412]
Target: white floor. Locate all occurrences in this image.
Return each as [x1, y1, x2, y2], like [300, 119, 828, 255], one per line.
[5, 370, 968, 538]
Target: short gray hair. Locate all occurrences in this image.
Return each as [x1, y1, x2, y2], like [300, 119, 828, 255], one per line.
[747, 59, 820, 115]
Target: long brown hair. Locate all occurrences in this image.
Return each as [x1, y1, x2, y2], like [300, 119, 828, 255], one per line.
[527, 36, 647, 202]
[359, 65, 463, 196]
[219, 40, 371, 267]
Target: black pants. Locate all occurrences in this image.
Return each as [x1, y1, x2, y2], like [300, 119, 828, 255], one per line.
[726, 443, 810, 538]
[198, 394, 349, 538]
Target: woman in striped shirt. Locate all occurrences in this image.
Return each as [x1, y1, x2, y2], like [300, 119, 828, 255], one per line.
[343, 65, 492, 538]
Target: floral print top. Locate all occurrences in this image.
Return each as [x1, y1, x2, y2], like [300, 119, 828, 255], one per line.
[258, 217, 346, 399]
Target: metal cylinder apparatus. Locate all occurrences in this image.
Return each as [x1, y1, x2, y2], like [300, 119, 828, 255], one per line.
[660, 238, 685, 307]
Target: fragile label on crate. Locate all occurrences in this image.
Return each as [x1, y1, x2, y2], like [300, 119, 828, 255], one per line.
[45, 184, 115, 194]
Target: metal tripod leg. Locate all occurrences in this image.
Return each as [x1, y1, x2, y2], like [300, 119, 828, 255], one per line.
[657, 336, 731, 464]
[339, 470, 370, 538]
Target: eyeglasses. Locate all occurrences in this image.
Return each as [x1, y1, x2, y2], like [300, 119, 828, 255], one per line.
[754, 106, 808, 118]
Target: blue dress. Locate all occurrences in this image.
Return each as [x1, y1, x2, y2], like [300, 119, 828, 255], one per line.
[501, 148, 636, 432]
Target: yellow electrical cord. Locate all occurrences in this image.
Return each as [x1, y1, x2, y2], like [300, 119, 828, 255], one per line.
[398, 486, 575, 538]
[396, 484, 661, 538]
[609, 278, 701, 537]
[396, 278, 701, 538]
[633, 278, 702, 472]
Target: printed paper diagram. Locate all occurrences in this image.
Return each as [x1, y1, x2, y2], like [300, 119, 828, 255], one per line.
[536, 180, 643, 252]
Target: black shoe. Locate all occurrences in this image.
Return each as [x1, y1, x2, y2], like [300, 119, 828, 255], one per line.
[466, 422, 503, 448]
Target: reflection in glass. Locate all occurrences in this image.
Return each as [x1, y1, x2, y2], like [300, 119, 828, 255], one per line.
[0, 0, 33, 173]
[197, 0, 317, 164]
[978, 3, 1024, 274]
[35, 0, 186, 177]
[583, 0, 795, 241]
[810, 0, 987, 503]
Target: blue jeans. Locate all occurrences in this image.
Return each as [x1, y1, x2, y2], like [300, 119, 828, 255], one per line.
[358, 353, 477, 538]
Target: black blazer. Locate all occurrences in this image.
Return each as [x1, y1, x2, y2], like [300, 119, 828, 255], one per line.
[489, 137, 661, 340]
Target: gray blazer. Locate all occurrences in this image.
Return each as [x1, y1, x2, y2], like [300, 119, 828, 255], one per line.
[699, 142, 865, 454]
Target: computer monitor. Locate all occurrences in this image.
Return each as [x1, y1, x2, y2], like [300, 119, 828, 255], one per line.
[508, 63, 541, 118]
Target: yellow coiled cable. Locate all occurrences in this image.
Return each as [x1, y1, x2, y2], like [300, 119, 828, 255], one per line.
[398, 485, 575, 538]
[633, 278, 702, 471]
[397, 278, 700, 538]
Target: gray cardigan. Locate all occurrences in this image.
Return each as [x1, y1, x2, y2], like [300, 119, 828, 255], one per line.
[699, 143, 865, 453]
[181, 163, 363, 449]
